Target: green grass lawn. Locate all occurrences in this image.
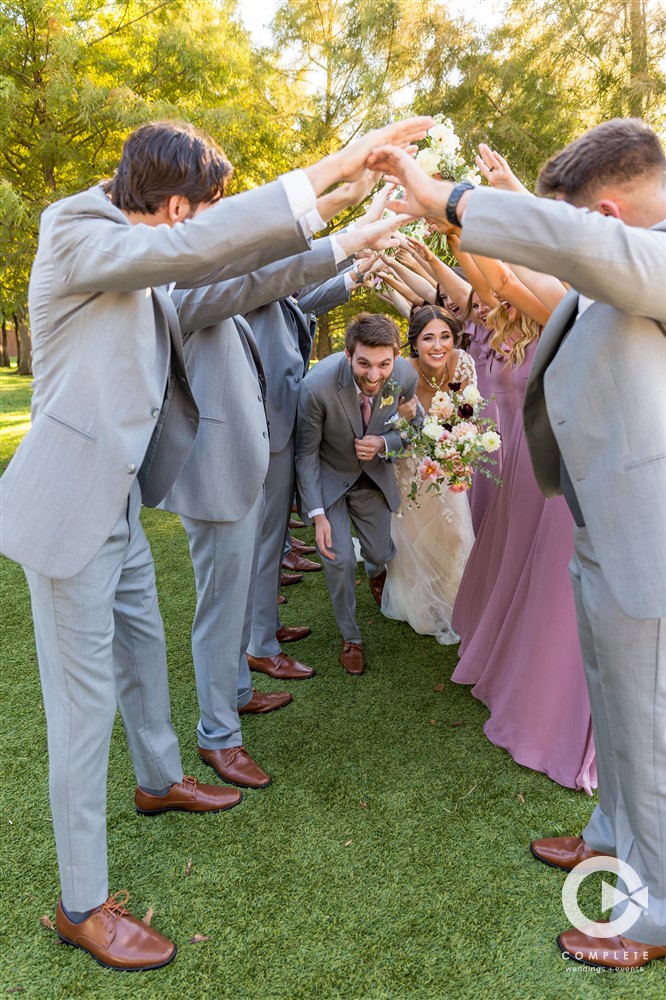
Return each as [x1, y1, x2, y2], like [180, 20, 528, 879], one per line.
[0, 370, 657, 998]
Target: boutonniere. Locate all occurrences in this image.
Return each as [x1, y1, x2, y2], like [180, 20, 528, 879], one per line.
[380, 376, 401, 408]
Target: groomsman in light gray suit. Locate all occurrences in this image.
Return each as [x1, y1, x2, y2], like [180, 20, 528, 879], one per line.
[295, 313, 420, 675]
[0, 114, 433, 970]
[369, 119, 666, 968]
[165, 214, 410, 788]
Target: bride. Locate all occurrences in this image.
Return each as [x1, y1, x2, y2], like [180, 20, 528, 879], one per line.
[381, 304, 476, 643]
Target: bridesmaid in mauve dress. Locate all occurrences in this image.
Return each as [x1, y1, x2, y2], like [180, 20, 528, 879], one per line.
[452, 346, 518, 642]
[451, 331, 596, 793]
[465, 318, 502, 534]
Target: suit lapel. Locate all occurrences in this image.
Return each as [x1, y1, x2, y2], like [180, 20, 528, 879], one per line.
[154, 285, 187, 376]
[337, 356, 363, 437]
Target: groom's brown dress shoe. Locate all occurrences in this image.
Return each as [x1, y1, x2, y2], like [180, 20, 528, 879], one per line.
[198, 745, 271, 788]
[557, 924, 666, 969]
[368, 570, 386, 606]
[135, 776, 242, 815]
[277, 594, 287, 605]
[56, 891, 176, 971]
[530, 836, 612, 871]
[247, 651, 315, 680]
[282, 551, 321, 573]
[289, 517, 306, 529]
[340, 641, 365, 675]
[238, 688, 293, 714]
[281, 570, 304, 586]
[276, 625, 312, 643]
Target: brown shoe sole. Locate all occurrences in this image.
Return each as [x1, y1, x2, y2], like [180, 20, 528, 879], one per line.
[136, 792, 243, 817]
[57, 934, 178, 972]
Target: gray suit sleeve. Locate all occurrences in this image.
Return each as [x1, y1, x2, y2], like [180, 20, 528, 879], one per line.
[172, 239, 338, 332]
[461, 188, 666, 321]
[295, 380, 326, 514]
[56, 180, 309, 293]
[296, 273, 351, 316]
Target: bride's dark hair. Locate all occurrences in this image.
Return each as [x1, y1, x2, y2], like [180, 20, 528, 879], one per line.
[406, 304, 463, 358]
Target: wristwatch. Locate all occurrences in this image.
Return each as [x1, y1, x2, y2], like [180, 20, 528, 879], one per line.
[445, 180, 475, 227]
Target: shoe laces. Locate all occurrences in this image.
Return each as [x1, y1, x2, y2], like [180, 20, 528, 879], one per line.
[343, 641, 361, 652]
[227, 745, 245, 762]
[97, 890, 130, 930]
[179, 775, 198, 791]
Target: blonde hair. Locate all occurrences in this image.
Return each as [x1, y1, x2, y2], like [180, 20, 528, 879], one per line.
[487, 303, 541, 367]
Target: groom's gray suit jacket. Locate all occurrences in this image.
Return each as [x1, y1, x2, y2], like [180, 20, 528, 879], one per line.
[0, 181, 309, 578]
[461, 188, 666, 619]
[295, 353, 419, 520]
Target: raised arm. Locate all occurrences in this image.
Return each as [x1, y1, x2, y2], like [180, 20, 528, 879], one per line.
[463, 248, 553, 326]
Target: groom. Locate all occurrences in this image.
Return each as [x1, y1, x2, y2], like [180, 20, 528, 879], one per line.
[295, 313, 419, 674]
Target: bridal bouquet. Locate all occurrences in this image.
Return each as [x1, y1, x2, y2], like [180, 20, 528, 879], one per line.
[414, 115, 480, 185]
[395, 382, 501, 503]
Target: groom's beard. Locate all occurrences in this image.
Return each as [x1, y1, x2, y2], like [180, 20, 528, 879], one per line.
[352, 373, 391, 397]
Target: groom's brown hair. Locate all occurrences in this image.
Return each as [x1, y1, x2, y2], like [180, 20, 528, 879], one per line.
[345, 312, 401, 355]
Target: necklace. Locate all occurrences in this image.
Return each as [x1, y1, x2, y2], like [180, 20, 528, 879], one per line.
[418, 357, 452, 391]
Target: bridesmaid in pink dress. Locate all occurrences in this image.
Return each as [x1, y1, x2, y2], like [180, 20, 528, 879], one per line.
[451, 308, 596, 793]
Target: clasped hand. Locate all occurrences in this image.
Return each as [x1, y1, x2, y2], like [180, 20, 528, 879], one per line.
[354, 435, 384, 462]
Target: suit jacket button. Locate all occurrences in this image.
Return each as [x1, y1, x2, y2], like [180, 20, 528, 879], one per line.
[294, 376, 301, 383]
[126, 463, 137, 474]
[257, 394, 262, 401]
[151, 407, 160, 418]
[263, 431, 268, 438]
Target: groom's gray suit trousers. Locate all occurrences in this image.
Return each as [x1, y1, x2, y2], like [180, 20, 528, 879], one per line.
[321, 486, 395, 643]
[571, 526, 666, 945]
[24, 480, 182, 912]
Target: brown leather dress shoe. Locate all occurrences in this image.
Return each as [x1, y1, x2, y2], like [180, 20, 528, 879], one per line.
[530, 836, 612, 871]
[276, 625, 312, 643]
[368, 569, 386, 606]
[282, 551, 321, 573]
[198, 745, 271, 788]
[135, 776, 242, 815]
[340, 640, 365, 675]
[238, 688, 293, 714]
[289, 517, 306, 530]
[290, 537, 317, 555]
[247, 651, 315, 679]
[558, 923, 666, 969]
[56, 891, 176, 971]
[277, 594, 287, 605]
[281, 570, 304, 586]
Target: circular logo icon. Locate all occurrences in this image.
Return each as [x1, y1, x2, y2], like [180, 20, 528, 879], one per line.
[562, 857, 648, 938]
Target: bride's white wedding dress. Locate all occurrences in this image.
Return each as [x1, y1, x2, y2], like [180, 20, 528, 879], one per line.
[381, 351, 476, 644]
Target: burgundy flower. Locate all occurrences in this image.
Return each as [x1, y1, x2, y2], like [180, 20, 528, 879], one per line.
[458, 403, 474, 418]
[448, 381, 461, 392]
[443, 422, 453, 432]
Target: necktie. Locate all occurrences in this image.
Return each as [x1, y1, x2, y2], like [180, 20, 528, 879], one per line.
[360, 394, 372, 431]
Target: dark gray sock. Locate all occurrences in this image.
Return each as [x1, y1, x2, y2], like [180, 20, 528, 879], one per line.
[139, 785, 170, 796]
[62, 903, 93, 924]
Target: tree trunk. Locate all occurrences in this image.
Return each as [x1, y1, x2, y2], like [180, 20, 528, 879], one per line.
[628, 0, 649, 117]
[1, 318, 9, 367]
[15, 308, 32, 376]
[315, 313, 332, 360]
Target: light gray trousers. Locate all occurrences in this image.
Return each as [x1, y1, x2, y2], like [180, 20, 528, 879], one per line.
[24, 481, 182, 912]
[320, 487, 395, 643]
[572, 526, 666, 945]
[180, 488, 263, 750]
[247, 440, 294, 659]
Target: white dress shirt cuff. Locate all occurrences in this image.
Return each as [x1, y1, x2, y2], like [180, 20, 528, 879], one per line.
[308, 507, 325, 519]
[343, 270, 356, 290]
[279, 169, 317, 220]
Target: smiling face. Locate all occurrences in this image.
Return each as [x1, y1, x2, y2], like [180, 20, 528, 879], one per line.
[414, 317, 455, 369]
[346, 343, 397, 396]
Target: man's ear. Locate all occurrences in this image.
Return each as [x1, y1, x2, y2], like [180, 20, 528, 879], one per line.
[595, 198, 622, 219]
[345, 348, 353, 363]
[165, 194, 193, 223]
